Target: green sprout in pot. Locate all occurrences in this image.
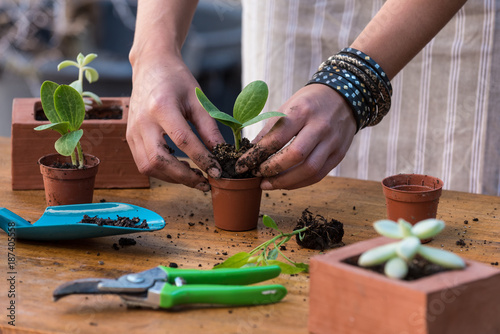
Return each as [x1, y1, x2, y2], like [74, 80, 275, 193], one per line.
[358, 219, 466, 279]
[213, 215, 309, 274]
[34, 53, 101, 169]
[195, 80, 285, 151]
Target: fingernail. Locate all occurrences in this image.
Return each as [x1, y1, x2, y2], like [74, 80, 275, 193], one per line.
[261, 179, 273, 190]
[207, 166, 221, 179]
[195, 182, 211, 192]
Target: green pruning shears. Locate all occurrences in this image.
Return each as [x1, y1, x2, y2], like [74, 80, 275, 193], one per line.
[53, 266, 287, 309]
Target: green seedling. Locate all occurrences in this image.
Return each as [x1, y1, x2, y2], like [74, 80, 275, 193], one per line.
[214, 215, 309, 274]
[358, 219, 466, 279]
[34, 53, 101, 168]
[195, 80, 285, 151]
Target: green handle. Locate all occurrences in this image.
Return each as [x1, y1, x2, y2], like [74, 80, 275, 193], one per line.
[158, 265, 282, 285]
[159, 283, 287, 308]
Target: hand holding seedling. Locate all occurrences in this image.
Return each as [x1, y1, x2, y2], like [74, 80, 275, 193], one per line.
[234, 84, 357, 190]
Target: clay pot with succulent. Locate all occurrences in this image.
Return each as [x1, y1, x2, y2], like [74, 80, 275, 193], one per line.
[35, 53, 102, 206]
[308, 218, 500, 334]
[195, 80, 285, 231]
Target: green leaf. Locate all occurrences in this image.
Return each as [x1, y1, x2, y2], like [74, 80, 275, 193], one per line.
[294, 262, 309, 273]
[195, 87, 241, 129]
[57, 60, 79, 71]
[418, 246, 466, 269]
[77, 53, 85, 65]
[241, 111, 286, 128]
[411, 219, 445, 240]
[84, 66, 99, 83]
[373, 220, 403, 239]
[40, 81, 61, 123]
[233, 80, 269, 124]
[398, 219, 413, 237]
[213, 252, 251, 269]
[396, 237, 420, 261]
[266, 260, 305, 274]
[70, 80, 83, 95]
[34, 122, 70, 135]
[267, 248, 278, 261]
[82, 91, 102, 105]
[358, 243, 398, 267]
[82, 53, 98, 66]
[55, 130, 83, 156]
[53, 85, 86, 131]
[262, 215, 281, 232]
[384, 257, 408, 279]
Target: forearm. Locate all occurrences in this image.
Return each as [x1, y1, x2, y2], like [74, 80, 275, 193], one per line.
[129, 0, 199, 66]
[351, 0, 467, 79]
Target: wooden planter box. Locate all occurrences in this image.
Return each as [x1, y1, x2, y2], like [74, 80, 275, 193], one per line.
[11, 97, 149, 190]
[309, 237, 500, 334]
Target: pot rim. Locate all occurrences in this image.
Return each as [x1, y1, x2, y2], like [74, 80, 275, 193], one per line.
[208, 175, 262, 190]
[38, 153, 100, 170]
[382, 173, 443, 194]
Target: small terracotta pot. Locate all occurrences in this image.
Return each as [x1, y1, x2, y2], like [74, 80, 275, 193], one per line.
[382, 174, 443, 243]
[38, 153, 100, 206]
[208, 176, 262, 231]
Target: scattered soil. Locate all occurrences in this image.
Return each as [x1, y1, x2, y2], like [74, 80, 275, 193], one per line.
[50, 161, 79, 169]
[78, 215, 149, 229]
[212, 138, 254, 178]
[344, 254, 452, 281]
[118, 237, 137, 247]
[294, 209, 344, 251]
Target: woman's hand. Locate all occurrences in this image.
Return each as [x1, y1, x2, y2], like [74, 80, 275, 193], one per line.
[126, 55, 224, 191]
[235, 84, 357, 190]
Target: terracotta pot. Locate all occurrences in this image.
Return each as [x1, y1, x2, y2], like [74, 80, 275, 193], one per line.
[382, 174, 443, 224]
[38, 153, 100, 206]
[308, 237, 500, 334]
[11, 97, 149, 190]
[208, 176, 262, 231]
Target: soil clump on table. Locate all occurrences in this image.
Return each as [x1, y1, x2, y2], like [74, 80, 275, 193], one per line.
[212, 138, 254, 179]
[78, 215, 149, 229]
[294, 209, 344, 251]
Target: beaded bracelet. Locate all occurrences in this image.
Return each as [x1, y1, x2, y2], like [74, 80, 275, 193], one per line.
[307, 48, 392, 131]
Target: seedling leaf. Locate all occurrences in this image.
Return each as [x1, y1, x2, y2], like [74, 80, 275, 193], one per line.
[34, 122, 70, 135]
[57, 60, 79, 71]
[55, 130, 83, 156]
[241, 111, 287, 128]
[262, 215, 281, 232]
[53, 85, 86, 131]
[266, 260, 306, 274]
[40, 81, 61, 123]
[82, 53, 98, 66]
[233, 80, 268, 124]
[84, 66, 99, 83]
[213, 252, 252, 269]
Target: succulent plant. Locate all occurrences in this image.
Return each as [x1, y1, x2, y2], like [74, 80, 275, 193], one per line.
[358, 219, 466, 279]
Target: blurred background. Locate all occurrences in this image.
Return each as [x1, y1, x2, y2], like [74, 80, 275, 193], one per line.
[0, 0, 242, 147]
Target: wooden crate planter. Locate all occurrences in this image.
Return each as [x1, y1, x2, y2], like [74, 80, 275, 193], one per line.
[11, 97, 149, 190]
[309, 237, 500, 334]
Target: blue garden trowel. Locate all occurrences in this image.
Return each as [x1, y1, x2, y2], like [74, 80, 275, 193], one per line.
[0, 202, 165, 241]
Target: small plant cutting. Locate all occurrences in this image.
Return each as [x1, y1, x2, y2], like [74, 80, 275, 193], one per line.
[34, 53, 101, 168]
[358, 218, 466, 279]
[214, 215, 310, 274]
[195, 80, 285, 151]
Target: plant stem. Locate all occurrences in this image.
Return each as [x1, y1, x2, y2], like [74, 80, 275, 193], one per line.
[70, 151, 77, 167]
[233, 129, 241, 151]
[249, 226, 309, 256]
[76, 142, 84, 169]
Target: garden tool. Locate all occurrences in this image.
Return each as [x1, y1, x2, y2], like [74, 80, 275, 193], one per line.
[53, 265, 287, 309]
[0, 202, 165, 241]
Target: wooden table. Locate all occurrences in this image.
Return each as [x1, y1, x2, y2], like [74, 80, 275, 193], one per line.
[0, 136, 498, 334]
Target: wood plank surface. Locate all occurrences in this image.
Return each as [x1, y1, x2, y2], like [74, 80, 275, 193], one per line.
[0, 136, 498, 334]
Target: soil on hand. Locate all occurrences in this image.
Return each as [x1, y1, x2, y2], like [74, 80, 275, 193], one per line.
[212, 138, 254, 178]
[78, 215, 149, 229]
[294, 209, 344, 251]
[344, 254, 451, 281]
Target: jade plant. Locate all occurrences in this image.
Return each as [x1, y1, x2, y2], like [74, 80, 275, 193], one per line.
[214, 215, 309, 274]
[34, 53, 101, 168]
[195, 80, 285, 151]
[358, 218, 466, 279]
